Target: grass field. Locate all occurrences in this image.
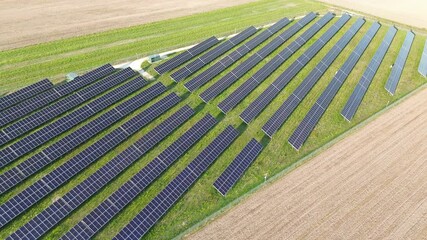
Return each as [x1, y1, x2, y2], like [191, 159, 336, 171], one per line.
[0, 0, 426, 239]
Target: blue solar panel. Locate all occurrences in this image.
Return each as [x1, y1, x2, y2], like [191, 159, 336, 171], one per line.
[218, 12, 335, 113]
[288, 22, 381, 150]
[385, 31, 415, 95]
[213, 139, 262, 196]
[342, 26, 397, 121]
[0, 83, 166, 195]
[62, 114, 217, 239]
[240, 14, 351, 124]
[113, 125, 239, 239]
[0, 76, 146, 170]
[0, 64, 115, 127]
[184, 18, 290, 92]
[170, 26, 258, 82]
[155, 36, 219, 74]
[0, 68, 135, 147]
[199, 13, 317, 103]
[0, 93, 180, 228]
[418, 39, 427, 77]
[0, 79, 53, 112]
[9, 105, 193, 239]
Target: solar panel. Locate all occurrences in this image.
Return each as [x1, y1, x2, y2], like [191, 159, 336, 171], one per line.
[342, 26, 397, 121]
[218, 12, 335, 113]
[199, 13, 317, 103]
[62, 114, 217, 239]
[113, 125, 239, 239]
[0, 68, 135, 147]
[418, 39, 427, 77]
[385, 31, 415, 95]
[288, 22, 381, 150]
[262, 18, 365, 137]
[240, 14, 351, 124]
[170, 26, 258, 82]
[213, 139, 262, 196]
[0, 79, 53, 112]
[9, 105, 193, 239]
[154, 36, 219, 74]
[0, 82, 166, 194]
[0, 64, 115, 127]
[184, 18, 290, 92]
[0, 76, 146, 170]
[0, 93, 181, 228]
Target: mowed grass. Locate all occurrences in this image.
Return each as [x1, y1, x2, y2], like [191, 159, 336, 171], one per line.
[0, 1, 426, 240]
[0, 0, 325, 94]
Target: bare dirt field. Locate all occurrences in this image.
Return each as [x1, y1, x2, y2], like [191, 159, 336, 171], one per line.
[319, 0, 427, 30]
[188, 85, 427, 239]
[0, 0, 256, 50]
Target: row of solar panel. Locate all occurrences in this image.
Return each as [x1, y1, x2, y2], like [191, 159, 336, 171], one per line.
[217, 12, 335, 114]
[288, 22, 381, 150]
[262, 17, 366, 137]
[0, 73, 145, 169]
[184, 17, 291, 92]
[0, 64, 115, 127]
[0, 82, 167, 195]
[199, 12, 317, 103]
[240, 14, 351, 124]
[0, 92, 180, 229]
[154, 36, 220, 74]
[0, 79, 53, 112]
[170, 26, 258, 82]
[385, 31, 415, 95]
[418, 40, 427, 77]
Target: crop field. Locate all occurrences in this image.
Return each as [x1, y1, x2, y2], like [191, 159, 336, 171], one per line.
[0, 0, 426, 239]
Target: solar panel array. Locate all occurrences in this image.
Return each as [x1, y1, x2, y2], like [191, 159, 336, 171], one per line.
[342, 26, 397, 121]
[170, 26, 258, 82]
[418, 39, 427, 77]
[0, 79, 53, 112]
[0, 68, 136, 147]
[262, 18, 365, 137]
[0, 76, 147, 169]
[62, 114, 217, 239]
[0, 82, 166, 194]
[0, 64, 115, 127]
[0, 93, 180, 228]
[240, 14, 351, 124]
[10, 105, 194, 239]
[113, 125, 239, 239]
[385, 31, 415, 95]
[218, 12, 335, 114]
[199, 12, 316, 103]
[184, 18, 291, 92]
[213, 138, 262, 196]
[154, 36, 219, 74]
[288, 22, 381, 150]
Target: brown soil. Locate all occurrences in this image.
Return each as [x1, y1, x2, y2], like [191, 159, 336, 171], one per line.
[188, 85, 427, 239]
[319, 0, 427, 30]
[0, 0, 256, 50]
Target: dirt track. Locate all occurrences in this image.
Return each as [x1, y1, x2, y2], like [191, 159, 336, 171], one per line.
[0, 0, 255, 50]
[188, 85, 427, 239]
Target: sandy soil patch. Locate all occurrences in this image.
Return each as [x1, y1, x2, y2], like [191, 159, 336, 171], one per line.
[319, 0, 427, 30]
[188, 85, 427, 239]
[0, 0, 256, 50]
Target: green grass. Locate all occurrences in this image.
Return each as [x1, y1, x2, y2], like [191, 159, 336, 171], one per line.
[0, 0, 426, 239]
